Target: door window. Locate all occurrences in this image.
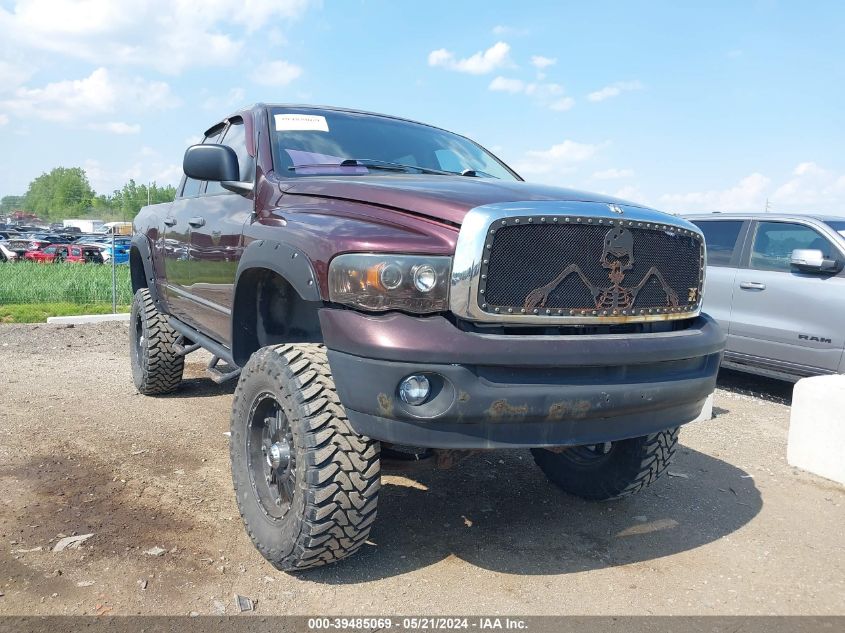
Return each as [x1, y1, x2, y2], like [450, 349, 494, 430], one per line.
[206, 120, 254, 195]
[750, 222, 835, 272]
[691, 220, 743, 266]
[180, 129, 224, 198]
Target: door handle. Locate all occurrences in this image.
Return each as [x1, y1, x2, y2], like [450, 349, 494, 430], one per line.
[740, 281, 766, 290]
[188, 217, 206, 228]
[163, 216, 177, 227]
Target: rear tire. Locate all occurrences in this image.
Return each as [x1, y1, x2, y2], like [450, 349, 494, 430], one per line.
[531, 427, 679, 500]
[129, 288, 184, 395]
[230, 344, 380, 571]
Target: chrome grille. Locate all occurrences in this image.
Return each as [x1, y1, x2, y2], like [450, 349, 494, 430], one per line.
[449, 203, 706, 325]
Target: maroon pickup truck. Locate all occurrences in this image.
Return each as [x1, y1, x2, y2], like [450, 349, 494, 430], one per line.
[130, 104, 724, 571]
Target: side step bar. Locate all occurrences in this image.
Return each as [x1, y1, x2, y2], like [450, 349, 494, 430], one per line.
[168, 317, 241, 384]
[172, 341, 201, 356]
[207, 356, 242, 384]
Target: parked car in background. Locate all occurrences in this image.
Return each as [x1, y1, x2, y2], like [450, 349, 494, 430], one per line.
[99, 221, 132, 236]
[24, 244, 64, 263]
[2, 238, 33, 260]
[96, 237, 130, 264]
[0, 240, 19, 262]
[23, 243, 105, 264]
[687, 212, 845, 381]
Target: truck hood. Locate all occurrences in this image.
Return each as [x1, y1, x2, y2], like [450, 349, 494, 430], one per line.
[280, 175, 652, 225]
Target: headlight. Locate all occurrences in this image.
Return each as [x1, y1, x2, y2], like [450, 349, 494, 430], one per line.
[328, 254, 451, 313]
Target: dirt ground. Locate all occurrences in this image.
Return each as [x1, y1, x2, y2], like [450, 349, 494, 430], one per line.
[0, 321, 842, 616]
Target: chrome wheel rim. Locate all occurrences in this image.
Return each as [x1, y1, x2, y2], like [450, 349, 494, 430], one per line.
[246, 392, 295, 519]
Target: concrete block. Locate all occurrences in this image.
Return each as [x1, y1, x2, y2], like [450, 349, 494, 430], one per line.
[691, 393, 714, 424]
[46, 313, 130, 325]
[787, 374, 845, 485]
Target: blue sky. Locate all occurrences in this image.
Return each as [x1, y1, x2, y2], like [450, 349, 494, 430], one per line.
[1, 0, 844, 214]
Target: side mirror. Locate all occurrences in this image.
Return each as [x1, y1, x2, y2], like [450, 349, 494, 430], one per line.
[183, 144, 239, 182]
[790, 248, 841, 274]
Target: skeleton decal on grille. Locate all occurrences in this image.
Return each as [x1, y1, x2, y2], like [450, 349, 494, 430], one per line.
[523, 227, 681, 312]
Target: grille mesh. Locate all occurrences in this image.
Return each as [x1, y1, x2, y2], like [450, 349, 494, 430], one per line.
[481, 222, 703, 316]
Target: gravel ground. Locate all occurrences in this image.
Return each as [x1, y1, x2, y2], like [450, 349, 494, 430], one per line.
[0, 322, 842, 616]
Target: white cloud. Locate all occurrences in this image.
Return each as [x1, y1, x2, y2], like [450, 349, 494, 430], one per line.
[84, 147, 182, 193]
[613, 185, 646, 202]
[491, 25, 528, 36]
[202, 87, 246, 111]
[660, 173, 771, 213]
[529, 141, 602, 163]
[587, 80, 644, 102]
[0, 113, 8, 126]
[0, 0, 314, 74]
[428, 42, 512, 75]
[770, 162, 845, 210]
[0, 68, 178, 123]
[88, 121, 141, 135]
[615, 162, 845, 215]
[250, 60, 303, 86]
[530, 55, 556, 69]
[549, 96, 575, 111]
[514, 140, 605, 178]
[0, 59, 32, 90]
[593, 168, 634, 180]
[488, 76, 574, 111]
[488, 76, 526, 94]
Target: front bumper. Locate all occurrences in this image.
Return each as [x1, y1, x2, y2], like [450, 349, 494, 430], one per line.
[320, 309, 724, 449]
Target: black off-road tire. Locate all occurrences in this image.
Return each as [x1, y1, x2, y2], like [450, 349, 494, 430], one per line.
[230, 344, 380, 571]
[129, 288, 184, 395]
[531, 427, 680, 500]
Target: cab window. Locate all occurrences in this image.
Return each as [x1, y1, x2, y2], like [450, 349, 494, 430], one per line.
[691, 220, 743, 267]
[180, 129, 223, 198]
[206, 119, 254, 195]
[750, 222, 836, 272]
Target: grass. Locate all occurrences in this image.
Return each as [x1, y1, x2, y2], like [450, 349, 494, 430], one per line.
[0, 303, 131, 323]
[0, 261, 132, 304]
[0, 262, 133, 322]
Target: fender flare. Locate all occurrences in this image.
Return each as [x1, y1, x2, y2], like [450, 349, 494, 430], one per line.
[130, 234, 162, 306]
[231, 239, 323, 365]
[233, 239, 321, 301]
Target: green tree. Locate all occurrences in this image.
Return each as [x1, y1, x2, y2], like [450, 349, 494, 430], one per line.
[0, 195, 25, 214]
[23, 167, 95, 220]
[109, 180, 176, 219]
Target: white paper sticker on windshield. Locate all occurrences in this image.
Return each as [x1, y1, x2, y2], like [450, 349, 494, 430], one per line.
[274, 114, 329, 132]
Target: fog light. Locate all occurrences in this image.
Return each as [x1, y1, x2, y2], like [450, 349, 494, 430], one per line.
[399, 374, 430, 405]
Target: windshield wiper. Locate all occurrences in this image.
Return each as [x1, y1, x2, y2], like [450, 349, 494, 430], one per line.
[288, 158, 499, 178]
[289, 158, 465, 176]
[460, 168, 499, 179]
[288, 158, 447, 175]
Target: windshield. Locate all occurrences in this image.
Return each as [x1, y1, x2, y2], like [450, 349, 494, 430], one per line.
[270, 108, 519, 180]
[826, 220, 845, 239]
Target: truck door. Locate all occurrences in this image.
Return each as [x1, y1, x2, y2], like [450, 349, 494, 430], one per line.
[187, 117, 254, 344]
[161, 127, 224, 324]
[729, 220, 845, 375]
